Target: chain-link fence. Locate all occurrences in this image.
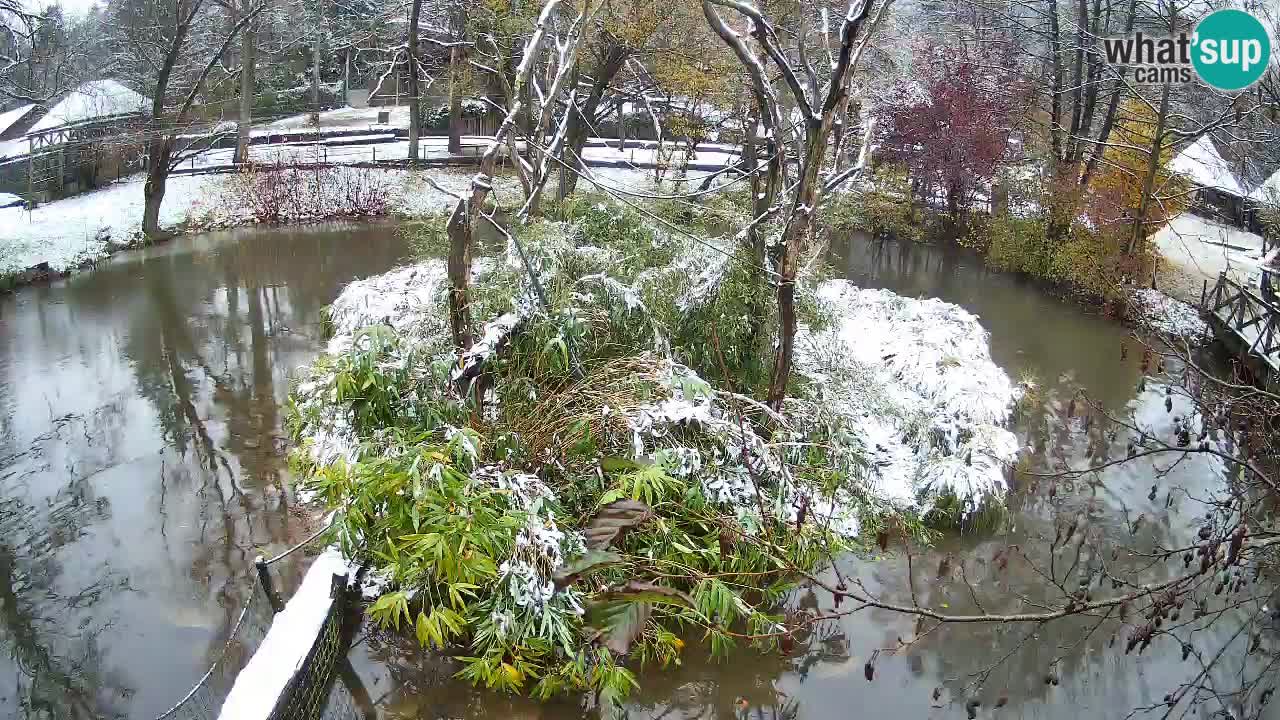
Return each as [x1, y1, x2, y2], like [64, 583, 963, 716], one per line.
[267, 572, 351, 720]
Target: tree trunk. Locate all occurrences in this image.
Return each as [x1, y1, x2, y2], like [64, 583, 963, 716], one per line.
[234, 0, 255, 164]
[446, 203, 474, 350]
[615, 99, 626, 150]
[559, 47, 626, 200]
[407, 0, 422, 160]
[342, 49, 349, 106]
[448, 45, 463, 154]
[1129, 81, 1172, 255]
[142, 138, 172, 237]
[767, 123, 830, 409]
[311, 0, 321, 129]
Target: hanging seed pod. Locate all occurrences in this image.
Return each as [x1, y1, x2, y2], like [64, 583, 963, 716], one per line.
[965, 699, 981, 719]
[1251, 631, 1262, 653]
[1227, 527, 1245, 566]
[1148, 485, 1158, 501]
[932, 687, 942, 702]
[1184, 552, 1193, 567]
[1182, 643, 1192, 661]
[864, 660, 875, 682]
[1165, 396, 1173, 413]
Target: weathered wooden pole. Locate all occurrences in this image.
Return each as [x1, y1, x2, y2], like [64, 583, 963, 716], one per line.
[255, 555, 284, 613]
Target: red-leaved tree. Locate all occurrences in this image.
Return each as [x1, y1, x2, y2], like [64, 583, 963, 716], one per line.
[876, 46, 1018, 216]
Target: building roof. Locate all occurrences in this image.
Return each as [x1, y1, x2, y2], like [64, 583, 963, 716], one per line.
[1251, 167, 1280, 204]
[1170, 134, 1247, 198]
[27, 80, 149, 134]
[0, 104, 38, 137]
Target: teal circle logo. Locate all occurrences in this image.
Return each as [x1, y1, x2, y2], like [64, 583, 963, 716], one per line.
[1192, 9, 1271, 91]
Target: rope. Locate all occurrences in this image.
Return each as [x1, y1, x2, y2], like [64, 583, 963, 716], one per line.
[152, 591, 256, 720]
[265, 519, 335, 566]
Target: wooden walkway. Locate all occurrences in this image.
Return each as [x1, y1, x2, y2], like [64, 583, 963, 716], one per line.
[1203, 272, 1280, 378]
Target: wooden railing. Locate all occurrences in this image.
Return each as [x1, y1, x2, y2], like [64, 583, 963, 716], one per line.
[1207, 273, 1280, 364]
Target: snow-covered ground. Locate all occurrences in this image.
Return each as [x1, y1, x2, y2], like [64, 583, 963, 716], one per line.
[0, 158, 719, 280]
[180, 132, 739, 172]
[1128, 287, 1210, 340]
[0, 168, 487, 276]
[1152, 212, 1267, 288]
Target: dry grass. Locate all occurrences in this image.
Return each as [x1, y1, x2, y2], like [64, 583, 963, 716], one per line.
[506, 356, 665, 464]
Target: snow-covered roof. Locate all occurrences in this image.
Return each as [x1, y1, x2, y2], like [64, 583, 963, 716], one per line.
[1170, 135, 1246, 197]
[1250, 167, 1280, 204]
[0, 104, 37, 136]
[27, 80, 149, 134]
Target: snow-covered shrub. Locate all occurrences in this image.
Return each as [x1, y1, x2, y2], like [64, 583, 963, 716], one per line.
[796, 282, 1019, 517]
[824, 165, 922, 242]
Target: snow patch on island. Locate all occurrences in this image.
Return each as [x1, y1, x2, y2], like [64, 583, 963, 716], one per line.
[323, 261, 450, 354]
[797, 281, 1020, 514]
[1129, 288, 1209, 340]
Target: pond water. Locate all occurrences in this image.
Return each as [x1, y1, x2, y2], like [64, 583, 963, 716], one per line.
[0, 225, 1257, 720]
[0, 222, 410, 719]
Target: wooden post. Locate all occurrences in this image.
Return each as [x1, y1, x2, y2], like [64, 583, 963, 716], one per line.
[255, 555, 284, 613]
[26, 136, 34, 203]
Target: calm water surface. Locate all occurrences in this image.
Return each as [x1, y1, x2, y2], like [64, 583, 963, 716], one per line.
[0, 222, 409, 719]
[0, 226, 1264, 719]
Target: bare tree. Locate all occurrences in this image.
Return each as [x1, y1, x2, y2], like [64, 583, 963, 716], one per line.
[702, 0, 891, 409]
[106, 0, 263, 235]
[442, 0, 602, 351]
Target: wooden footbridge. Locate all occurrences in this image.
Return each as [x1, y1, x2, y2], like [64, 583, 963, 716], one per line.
[1202, 272, 1280, 384]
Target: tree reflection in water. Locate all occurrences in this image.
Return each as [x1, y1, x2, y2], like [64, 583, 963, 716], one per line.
[0, 222, 410, 719]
